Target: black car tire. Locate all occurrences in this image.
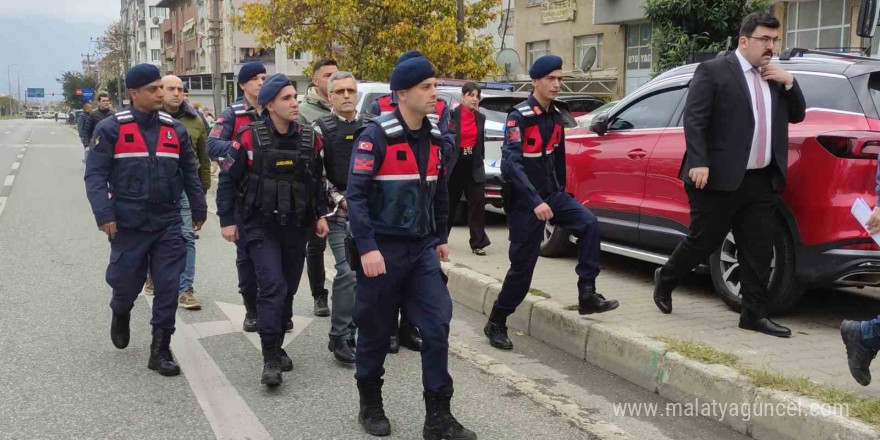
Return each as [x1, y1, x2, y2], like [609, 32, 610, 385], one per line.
[540, 222, 575, 257]
[709, 215, 803, 315]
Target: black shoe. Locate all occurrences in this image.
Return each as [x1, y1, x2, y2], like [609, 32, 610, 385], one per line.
[388, 334, 400, 354]
[329, 339, 356, 364]
[285, 320, 294, 332]
[399, 324, 423, 352]
[577, 285, 619, 315]
[653, 268, 673, 314]
[314, 289, 330, 317]
[279, 346, 293, 372]
[110, 307, 132, 349]
[841, 320, 877, 386]
[261, 339, 283, 387]
[739, 317, 792, 338]
[242, 293, 258, 333]
[483, 320, 513, 350]
[423, 389, 477, 440]
[358, 380, 391, 436]
[147, 328, 181, 376]
[472, 248, 486, 256]
[194, 233, 200, 239]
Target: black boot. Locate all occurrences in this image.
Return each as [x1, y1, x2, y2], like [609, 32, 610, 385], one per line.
[653, 267, 675, 314]
[314, 289, 330, 317]
[388, 334, 400, 354]
[242, 292, 258, 333]
[110, 306, 132, 349]
[841, 320, 878, 386]
[260, 338, 282, 387]
[423, 389, 477, 440]
[399, 323, 423, 352]
[483, 310, 513, 350]
[577, 283, 619, 315]
[329, 339, 356, 364]
[358, 380, 391, 436]
[278, 341, 293, 372]
[147, 328, 180, 376]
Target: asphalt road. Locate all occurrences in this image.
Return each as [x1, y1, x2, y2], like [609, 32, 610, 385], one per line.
[0, 119, 750, 440]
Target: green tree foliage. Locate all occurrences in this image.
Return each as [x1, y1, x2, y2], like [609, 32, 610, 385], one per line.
[56, 71, 98, 110]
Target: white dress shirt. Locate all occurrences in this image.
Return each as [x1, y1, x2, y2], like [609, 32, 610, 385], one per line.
[735, 49, 773, 170]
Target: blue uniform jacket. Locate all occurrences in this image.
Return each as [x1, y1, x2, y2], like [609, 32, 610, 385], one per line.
[207, 98, 256, 160]
[346, 110, 450, 255]
[84, 108, 208, 231]
[367, 95, 456, 162]
[501, 94, 568, 211]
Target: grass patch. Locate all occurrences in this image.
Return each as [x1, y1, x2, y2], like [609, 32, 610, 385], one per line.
[0, 115, 22, 120]
[454, 262, 469, 269]
[528, 287, 550, 298]
[655, 336, 880, 426]
[562, 304, 579, 311]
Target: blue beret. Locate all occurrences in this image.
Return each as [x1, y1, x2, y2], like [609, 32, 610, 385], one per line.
[238, 61, 266, 84]
[529, 55, 563, 79]
[396, 50, 424, 66]
[390, 56, 435, 91]
[257, 73, 292, 106]
[125, 63, 161, 89]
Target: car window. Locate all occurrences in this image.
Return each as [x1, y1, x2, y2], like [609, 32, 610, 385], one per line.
[794, 73, 862, 114]
[566, 99, 604, 113]
[480, 97, 528, 113]
[359, 92, 386, 114]
[609, 88, 686, 131]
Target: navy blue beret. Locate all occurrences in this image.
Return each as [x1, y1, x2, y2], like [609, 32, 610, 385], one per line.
[125, 63, 161, 89]
[390, 56, 435, 91]
[396, 50, 424, 66]
[238, 61, 266, 84]
[529, 55, 563, 79]
[257, 73, 292, 106]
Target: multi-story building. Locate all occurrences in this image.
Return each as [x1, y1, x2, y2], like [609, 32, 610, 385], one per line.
[121, 0, 168, 69]
[512, 0, 624, 98]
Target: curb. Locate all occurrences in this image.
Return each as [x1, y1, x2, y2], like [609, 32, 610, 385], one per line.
[440, 262, 880, 440]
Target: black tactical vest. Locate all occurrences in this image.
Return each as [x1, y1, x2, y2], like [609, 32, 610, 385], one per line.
[316, 113, 372, 191]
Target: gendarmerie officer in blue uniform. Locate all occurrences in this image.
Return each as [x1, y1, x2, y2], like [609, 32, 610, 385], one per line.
[483, 55, 620, 351]
[347, 54, 476, 440]
[85, 64, 208, 376]
[216, 73, 329, 387]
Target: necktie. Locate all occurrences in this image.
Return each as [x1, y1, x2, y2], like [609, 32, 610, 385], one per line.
[752, 68, 767, 168]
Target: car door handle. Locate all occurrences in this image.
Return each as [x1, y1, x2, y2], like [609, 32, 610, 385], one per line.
[627, 149, 648, 159]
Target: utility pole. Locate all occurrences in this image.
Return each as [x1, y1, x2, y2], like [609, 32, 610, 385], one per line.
[7, 64, 16, 114]
[456, 0, 465, 44]
[210, 0, 223, 113]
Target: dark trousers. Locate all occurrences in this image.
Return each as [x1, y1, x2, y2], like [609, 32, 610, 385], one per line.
[236, 226, 259, 302]
[447, 155, 490, 250]
[306, 222, 327, 297]
[246, 226, 308, 339]
[660, 169, 777, 319]
[354, 236, 453, 393]
[107, 224, 185, 330]
[493, 191, 600, 318]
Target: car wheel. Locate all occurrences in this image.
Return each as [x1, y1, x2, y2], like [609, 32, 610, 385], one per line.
[540, 222, 575, 257]
[709, 217, 803, 315]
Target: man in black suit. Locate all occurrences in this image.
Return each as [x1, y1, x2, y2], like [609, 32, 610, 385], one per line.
[652, 12, 806, 338]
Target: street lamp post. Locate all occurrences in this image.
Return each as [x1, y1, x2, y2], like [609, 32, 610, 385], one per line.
[7, 64, 17, 114]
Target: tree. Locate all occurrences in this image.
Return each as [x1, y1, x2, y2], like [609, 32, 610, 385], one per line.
[56, 71, 98, 110]
[96, 20, 129, 103]
[234, 0, 501, 81]
[0, 95, 19, 116]
[645, 0, 769, 74]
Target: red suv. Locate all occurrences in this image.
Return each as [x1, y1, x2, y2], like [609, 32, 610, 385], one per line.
[543, 50, 880, 314]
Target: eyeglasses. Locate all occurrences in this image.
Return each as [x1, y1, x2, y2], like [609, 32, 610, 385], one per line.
[331, 88, 357, 96]
[747, 36, 781, 47]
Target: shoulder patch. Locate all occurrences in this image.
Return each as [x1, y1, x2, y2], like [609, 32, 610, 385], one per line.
[352, 153, 375, 175]
[506, 126, 521, 142]
[114, 110, 134, 123]
[357, 141, 373, 152]
[507, 120, 516, 127]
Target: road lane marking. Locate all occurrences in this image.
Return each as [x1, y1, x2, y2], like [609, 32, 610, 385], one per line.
[16, 154, 23, 159]
[4, 175, 13, 186]
[0, 197, 6, 217]
[216, 301, 312, 349]
[143, 295, 273, 440]
[11, 162, 19, 170]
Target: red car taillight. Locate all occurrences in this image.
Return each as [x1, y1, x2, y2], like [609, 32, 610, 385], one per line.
[816, 131, 880, 159]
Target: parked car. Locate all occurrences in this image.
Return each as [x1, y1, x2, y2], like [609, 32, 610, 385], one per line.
[555, 95, 607, 118]
[25, 111, 37, 119]
[575, 101, 618, 128]
[548, 50, 880, 314]
[356, 82, 529, 214]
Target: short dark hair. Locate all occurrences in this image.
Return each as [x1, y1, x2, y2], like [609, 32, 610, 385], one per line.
[739, 12, 780, 37]
[183, 86, 189, 94]
[461, 82, 481, 99]
[97, 91, 110, 101]
[312, 59, 338, 75]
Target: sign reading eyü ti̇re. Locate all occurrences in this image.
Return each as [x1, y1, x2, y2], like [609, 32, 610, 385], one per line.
[542, 0, 577, 24]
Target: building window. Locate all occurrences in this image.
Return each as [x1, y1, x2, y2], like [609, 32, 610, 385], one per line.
[626, 23, 653, 71]
[287, 47, 304, 60]
[187, 50, 196, 70]
[150, 28, 159, 40]
[786, 0, 851, 50]
[527, 0, 544, 6]
[149, 6, 166, 18]
[240, 47, 275, 63]
[574, 34, 603, 70]
[151, 49, 160, 61]
[526, 40, 550, 68]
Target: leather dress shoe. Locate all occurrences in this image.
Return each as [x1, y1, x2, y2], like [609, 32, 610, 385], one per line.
[110, 307, 132, 349]
[653, 268, 673, 314]
[739, 317, 791, 338]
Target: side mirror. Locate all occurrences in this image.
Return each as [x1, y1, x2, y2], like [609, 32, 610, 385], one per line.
[590, 113, 609, 136]
[858, 0, 879, 38]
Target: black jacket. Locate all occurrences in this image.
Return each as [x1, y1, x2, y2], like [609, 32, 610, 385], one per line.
[681, 53, 806, 192]
[448, 106, 486, 183]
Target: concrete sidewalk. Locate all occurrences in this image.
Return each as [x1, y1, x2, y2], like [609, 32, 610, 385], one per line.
[445, 222, 880, 400]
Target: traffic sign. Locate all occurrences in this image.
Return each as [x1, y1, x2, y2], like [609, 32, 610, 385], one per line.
[75, 89, 83, 96]
[26, 88, 44, 98]
[82, 89, 95, 101]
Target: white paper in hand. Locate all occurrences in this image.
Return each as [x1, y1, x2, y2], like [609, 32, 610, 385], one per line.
[850, 197, 880, 246]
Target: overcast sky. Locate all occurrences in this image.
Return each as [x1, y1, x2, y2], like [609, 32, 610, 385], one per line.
[0, 1, 119, 101]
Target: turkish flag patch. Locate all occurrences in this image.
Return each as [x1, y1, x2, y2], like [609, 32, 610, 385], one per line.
[352, 153, 375, 175]
[506, 119, 516, 127]
[533, 106, 543, 115]
[357, 141, 373, 152]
